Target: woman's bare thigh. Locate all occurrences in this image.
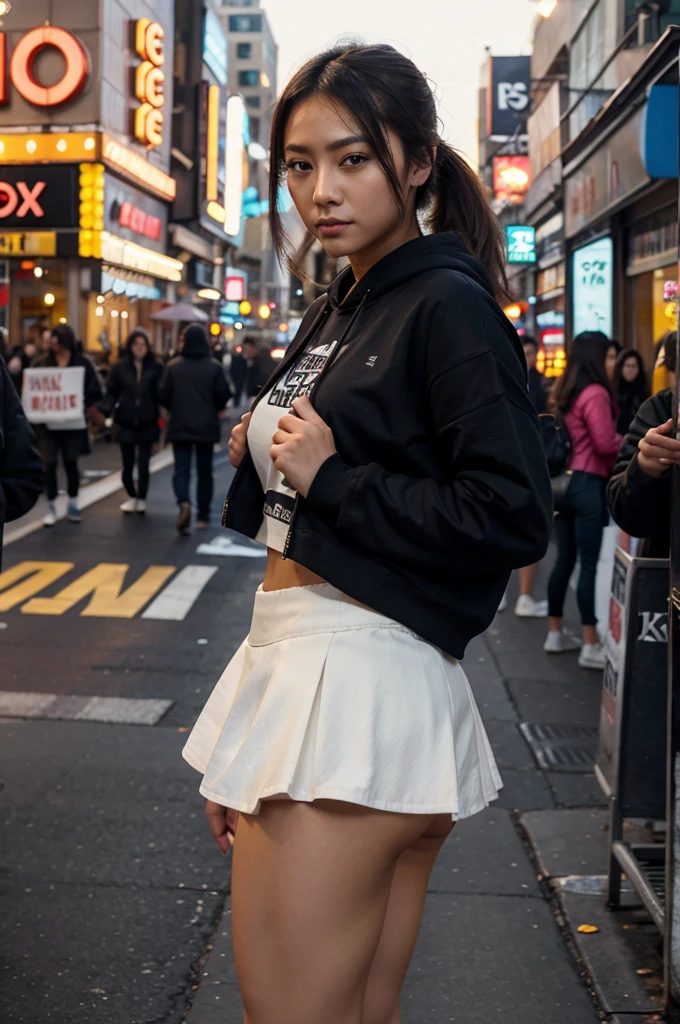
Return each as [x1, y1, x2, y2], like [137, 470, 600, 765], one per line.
[231, 798, 439, 1024]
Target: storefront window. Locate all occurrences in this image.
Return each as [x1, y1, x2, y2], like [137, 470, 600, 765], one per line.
[8, 260, 67, 356]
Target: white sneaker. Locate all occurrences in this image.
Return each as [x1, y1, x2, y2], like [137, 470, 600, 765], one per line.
[497, 589, 509, 613]
[43, 502, 57, 527]
[136, 499, 147, 514]
[578, 643, 607, 670]
[515, 595, 549, 618]
[120, 498, 138, 513]
[543, 629, 582, 653]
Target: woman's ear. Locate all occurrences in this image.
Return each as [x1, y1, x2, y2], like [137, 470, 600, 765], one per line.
[410, 147, 435, 188]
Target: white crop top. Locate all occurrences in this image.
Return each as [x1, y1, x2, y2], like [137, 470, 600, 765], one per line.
[247, 336, 340, 552]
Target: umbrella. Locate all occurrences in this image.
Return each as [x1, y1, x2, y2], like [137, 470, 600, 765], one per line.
[150, 302, 209, 323]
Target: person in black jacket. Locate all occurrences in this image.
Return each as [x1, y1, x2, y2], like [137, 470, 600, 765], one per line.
[0, 356, 45, 569]
[35, 324, 103, 527]
[158, 323, 231, 532]
[103, 329, 162, 515]
[613, 348, 649, 436]
[242, 337, 278, 398]
[607, 338, 678, 557]
[181, 44, 553, 1023]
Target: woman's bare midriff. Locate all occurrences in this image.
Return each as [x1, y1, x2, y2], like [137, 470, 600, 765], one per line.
[262, 548, 327, 592]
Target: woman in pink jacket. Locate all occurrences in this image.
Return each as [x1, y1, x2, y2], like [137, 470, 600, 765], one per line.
[545, 332, 622, 670]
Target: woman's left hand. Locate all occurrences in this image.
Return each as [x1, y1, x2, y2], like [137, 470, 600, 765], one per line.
[271, 395, 337, 498]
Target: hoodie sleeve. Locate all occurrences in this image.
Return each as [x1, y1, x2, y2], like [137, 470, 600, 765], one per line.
[607, 390, 672, 539]
[306, 276, 554, 575]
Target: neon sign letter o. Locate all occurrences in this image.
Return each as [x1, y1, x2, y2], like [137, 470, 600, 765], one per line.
[10, 27, 89, 108]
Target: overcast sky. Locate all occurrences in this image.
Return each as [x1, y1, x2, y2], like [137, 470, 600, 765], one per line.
[262, 0, 537, 166]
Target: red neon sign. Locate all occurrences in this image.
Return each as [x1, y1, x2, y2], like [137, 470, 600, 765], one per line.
[0, 181, 46, 218]
[1, 27, 89, 108]
[117, 200, 162, 241]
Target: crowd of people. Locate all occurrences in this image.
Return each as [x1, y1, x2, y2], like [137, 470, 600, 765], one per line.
[499, 326, 677, 671]
[0, 322, 275, 538]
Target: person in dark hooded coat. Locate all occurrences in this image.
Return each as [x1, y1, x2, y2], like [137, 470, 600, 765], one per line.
[158, 323, 231, 532]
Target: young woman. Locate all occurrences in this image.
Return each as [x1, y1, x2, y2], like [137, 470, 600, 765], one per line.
[182, 44, 553, 1023]
[103, 328, 162, 514]
[545, 332, 622, 670]
[613, 348, 649, 435]
[37, 324, 102, 527]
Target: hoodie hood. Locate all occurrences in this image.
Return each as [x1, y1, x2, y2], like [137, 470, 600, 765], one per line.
[181, 324, 211, 359]
[327, 232, 494, 311]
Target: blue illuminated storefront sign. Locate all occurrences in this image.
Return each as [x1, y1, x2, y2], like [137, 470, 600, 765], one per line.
[506, 225, 536, 264]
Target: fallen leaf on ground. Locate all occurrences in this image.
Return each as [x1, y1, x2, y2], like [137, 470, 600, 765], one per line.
[577, 924, 599, 934]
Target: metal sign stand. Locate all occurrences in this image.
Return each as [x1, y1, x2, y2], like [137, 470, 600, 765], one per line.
[663, 59, 680, 1011]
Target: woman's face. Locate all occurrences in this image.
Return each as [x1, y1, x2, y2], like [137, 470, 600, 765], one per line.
[131, 336, 148, 361]
[283, 97, 431, 267]
[605, 346, 618, 381]
[621, 356, 640, 383]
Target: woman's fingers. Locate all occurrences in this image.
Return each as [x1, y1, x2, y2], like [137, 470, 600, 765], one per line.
[205, 799, 233, 854]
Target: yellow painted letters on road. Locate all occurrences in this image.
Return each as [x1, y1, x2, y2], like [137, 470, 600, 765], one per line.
[21, 563, 176, 618]
[0, 561, 74, 612]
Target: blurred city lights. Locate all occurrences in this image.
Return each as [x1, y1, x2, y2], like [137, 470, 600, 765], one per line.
[44, 293, 55, 306]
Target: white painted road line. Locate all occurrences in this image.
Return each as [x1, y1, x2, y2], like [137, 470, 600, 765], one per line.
[0, 692, 173, 726]
[142, 564, 218, 621]
[196, 535, 267, 558]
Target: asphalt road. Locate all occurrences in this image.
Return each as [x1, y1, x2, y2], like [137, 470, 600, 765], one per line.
[0, 454, 265, 1024]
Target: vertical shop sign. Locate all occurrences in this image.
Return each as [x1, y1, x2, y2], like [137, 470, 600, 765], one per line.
[134, 20, 165, 148]
[572, 237, 613, 336]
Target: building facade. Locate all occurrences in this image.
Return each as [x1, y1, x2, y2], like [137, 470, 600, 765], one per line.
[0, 0, 182, 359]
[524, 0, 679, 373]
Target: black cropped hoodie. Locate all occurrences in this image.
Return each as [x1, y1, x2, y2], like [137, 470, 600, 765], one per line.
[222, 232, 553, 659]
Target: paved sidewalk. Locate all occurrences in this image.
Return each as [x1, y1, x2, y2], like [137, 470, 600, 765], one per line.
[183, 565, 623, 1024]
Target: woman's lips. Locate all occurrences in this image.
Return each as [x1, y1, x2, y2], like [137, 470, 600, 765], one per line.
[317, 222, 351, 237]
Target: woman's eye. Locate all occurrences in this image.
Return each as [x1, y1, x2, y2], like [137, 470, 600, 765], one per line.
[287, 160, 312, 173]
[341, 153, 369, 168]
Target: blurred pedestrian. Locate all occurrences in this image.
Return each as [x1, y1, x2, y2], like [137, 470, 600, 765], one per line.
[102, 328, 163, 515]
[652, 330, 675, 395]
[512, 335, 550, 618]
[0, 353, 44, 568]
[158, 323, 231, 532]
[243, 337, 277, 398]
[613, 348, 648, 435]
[608, 334, 677, 557]
[181, 43, 553, 1022]
[36, 324, 103, 527]
[229, 345, 247, 406]
[545, 331, 622, 669]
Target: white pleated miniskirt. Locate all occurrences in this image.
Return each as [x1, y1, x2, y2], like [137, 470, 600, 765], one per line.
[182, 582, 503, 820]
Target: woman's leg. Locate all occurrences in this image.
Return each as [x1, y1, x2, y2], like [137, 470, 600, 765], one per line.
[232, 798, 438, 1024]
[45, 460, 58, 501]
[137, 442, 153, 500]
[573, 478, 606, 642]
[63, 459, 80, 498]
[547, 511, 577, 630]
[120, 443, 136, 498]
[363, 814, 454, 1024]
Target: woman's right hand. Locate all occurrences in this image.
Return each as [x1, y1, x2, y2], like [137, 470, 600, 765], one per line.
[205, 799, 239, 854]
[228, 411, 252, 468]
[637, 419, 680, 478]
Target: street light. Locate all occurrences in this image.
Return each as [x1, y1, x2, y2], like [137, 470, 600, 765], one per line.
[536, 0, 558, 17]
[44, 293, 55, 306]
[258, 304, 271, 320]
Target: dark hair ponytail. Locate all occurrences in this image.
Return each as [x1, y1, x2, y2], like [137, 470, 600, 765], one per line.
[426, 142, 507, 299]
[269, 43, 508, 301]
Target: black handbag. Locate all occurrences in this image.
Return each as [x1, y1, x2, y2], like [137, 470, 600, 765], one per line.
[538, 411, 573, 511]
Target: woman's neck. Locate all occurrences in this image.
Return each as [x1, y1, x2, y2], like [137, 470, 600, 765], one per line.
[55, 350, 70, 367]
[348, 217, 421, 283]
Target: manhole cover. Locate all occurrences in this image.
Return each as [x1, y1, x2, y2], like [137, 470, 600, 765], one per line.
[520, 721, 599, 772]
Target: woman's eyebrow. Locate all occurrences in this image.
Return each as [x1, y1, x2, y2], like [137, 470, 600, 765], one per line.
[284, 135, 368, 155]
